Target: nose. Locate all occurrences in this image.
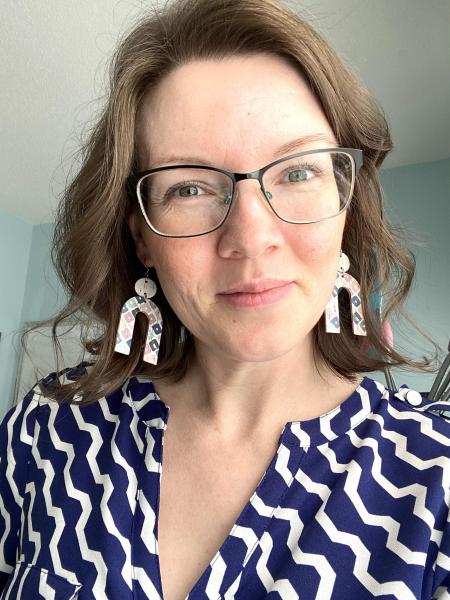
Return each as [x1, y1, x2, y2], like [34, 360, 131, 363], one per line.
[216, 179, 285, 259]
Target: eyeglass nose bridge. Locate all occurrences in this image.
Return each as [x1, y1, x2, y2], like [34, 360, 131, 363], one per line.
[224, 169, 272, 206]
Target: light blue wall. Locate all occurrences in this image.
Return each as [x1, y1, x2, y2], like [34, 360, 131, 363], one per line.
[0, 208, 33, 415]
[374, 158, 450, 393]
[20, 223, 66, 324]
[0, 219, 67, 419]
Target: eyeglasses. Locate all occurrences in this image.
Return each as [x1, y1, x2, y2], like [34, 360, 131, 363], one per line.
[130, 147, 363, 238]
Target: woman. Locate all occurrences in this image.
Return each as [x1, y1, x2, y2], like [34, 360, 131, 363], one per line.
[1, 0, 449, 598]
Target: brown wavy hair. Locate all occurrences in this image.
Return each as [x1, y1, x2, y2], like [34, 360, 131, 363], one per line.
[25, 0, 436, 406]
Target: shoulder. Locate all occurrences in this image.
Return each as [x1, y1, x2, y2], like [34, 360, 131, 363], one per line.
[29, 361, 157, 407]
[363, 377, 450, 513]
[363, 377, 450, 466]
[382, 380, 450, 435]
[372, 376, 449, 428]
[2, 362, 166, 439]
[363, 379, 450, 596]
[0, 360, 163, 476]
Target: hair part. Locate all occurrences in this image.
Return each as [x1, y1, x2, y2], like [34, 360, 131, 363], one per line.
[24, 0, 437, 406]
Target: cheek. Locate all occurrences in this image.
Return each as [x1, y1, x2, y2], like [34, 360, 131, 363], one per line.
[149, 239, 212, 302]
[289, 219, 344, 308]
[290, 218, 343, 269]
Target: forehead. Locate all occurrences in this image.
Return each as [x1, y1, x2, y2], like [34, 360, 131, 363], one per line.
[137, 54, 336, 170]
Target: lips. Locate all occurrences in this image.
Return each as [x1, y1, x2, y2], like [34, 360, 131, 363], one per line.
[218, 279, 294, 308]
[220, 279, 291, 294]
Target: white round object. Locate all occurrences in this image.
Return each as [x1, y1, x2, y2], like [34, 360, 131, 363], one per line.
[339, 252, 350, 273]
[135, 277, 157, 299]
[405, 390, 422, 406]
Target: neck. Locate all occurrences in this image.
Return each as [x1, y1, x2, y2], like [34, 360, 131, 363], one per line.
[154, 336, 362, 445]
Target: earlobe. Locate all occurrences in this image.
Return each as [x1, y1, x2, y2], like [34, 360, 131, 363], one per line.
[127, 212, 151, 267]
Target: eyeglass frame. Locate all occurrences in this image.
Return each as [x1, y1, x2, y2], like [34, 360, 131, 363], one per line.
[129, 147, 363, 238]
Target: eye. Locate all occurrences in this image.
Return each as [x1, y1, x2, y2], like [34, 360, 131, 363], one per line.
[168, 181, 208, 197]
[286, 163, 320, 183]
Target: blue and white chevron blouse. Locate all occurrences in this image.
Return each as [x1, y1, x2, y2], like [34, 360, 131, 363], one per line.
[0, 363, 449, 599]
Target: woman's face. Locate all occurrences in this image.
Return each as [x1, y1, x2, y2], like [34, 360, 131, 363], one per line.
[129, 53, 346, 362]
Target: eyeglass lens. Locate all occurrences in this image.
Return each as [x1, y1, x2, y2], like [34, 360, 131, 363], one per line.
[137, 151, 354, 236]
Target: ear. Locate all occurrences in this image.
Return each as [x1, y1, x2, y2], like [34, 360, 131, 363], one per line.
[127, 212, 152, 268]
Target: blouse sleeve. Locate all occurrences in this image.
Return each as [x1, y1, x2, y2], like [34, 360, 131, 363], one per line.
[432, 507, 450, 598]
[423, 400, 450, 598]
[0, 389, 39, 592]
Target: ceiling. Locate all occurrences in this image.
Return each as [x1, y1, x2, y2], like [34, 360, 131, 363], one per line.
[2, 0, 449, 225]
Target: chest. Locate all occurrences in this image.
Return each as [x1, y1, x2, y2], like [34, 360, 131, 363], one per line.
[156, 428, 277, 600]
[13, 402, 440, 600]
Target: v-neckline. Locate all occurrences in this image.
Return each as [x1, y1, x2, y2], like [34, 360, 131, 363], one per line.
[128, 375, 383, 598]
[155, 407, 305, 599]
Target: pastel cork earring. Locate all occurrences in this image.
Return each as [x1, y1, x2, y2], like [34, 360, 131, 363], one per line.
[114, 267, 163, 364]
[324, 251, 367, 336]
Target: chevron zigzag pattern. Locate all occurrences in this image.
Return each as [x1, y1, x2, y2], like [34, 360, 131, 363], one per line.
[0, 363, 449, 599]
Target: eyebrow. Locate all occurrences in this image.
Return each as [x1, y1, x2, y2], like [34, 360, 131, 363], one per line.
[148, 133, 338, 168]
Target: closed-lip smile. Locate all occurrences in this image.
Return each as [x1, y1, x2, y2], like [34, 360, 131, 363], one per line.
[219, 279, 292, 294]
[218, 280, 294, 308]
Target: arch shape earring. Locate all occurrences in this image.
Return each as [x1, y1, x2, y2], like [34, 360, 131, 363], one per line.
[324, 251, 367, 336]
[114, 267, 163, 364]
